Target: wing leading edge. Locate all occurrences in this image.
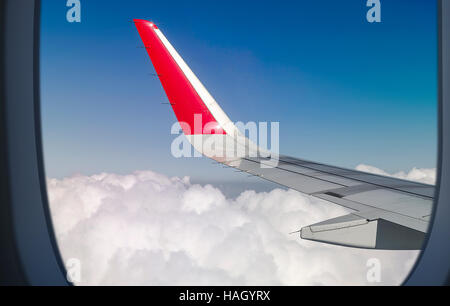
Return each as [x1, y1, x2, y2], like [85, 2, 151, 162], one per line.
[134, 20, 434, 250]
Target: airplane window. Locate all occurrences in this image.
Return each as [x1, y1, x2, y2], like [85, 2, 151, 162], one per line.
[40, 0, 437, 285]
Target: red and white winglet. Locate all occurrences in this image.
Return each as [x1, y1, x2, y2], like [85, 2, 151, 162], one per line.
[134, 19, 263, 161]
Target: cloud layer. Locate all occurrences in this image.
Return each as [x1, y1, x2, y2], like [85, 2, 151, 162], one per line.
[48, 166, 431, 286]
[355, 164, 436, 185]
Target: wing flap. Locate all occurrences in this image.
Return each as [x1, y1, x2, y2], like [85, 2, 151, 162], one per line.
[300, 214, 426, 250]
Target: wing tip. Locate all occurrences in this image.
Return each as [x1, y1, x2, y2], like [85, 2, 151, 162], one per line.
[133, 19, 158, 29]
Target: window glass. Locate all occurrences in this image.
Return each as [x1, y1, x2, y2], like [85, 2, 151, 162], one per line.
[41, 0, 437, 285]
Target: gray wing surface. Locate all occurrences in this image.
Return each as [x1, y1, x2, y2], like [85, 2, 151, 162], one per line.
[222, 154, 434, 250]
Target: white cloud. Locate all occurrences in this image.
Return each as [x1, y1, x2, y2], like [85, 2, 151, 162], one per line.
[356, 164, 436, 185]
[47, 167, 425, 286]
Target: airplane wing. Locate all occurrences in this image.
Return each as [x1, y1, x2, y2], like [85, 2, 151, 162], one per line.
[134, 19, 434, 250]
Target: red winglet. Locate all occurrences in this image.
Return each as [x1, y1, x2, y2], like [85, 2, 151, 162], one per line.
[134, 19, 225, 135]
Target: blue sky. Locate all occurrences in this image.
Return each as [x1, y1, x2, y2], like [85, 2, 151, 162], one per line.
[40, 0, 437, 182]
